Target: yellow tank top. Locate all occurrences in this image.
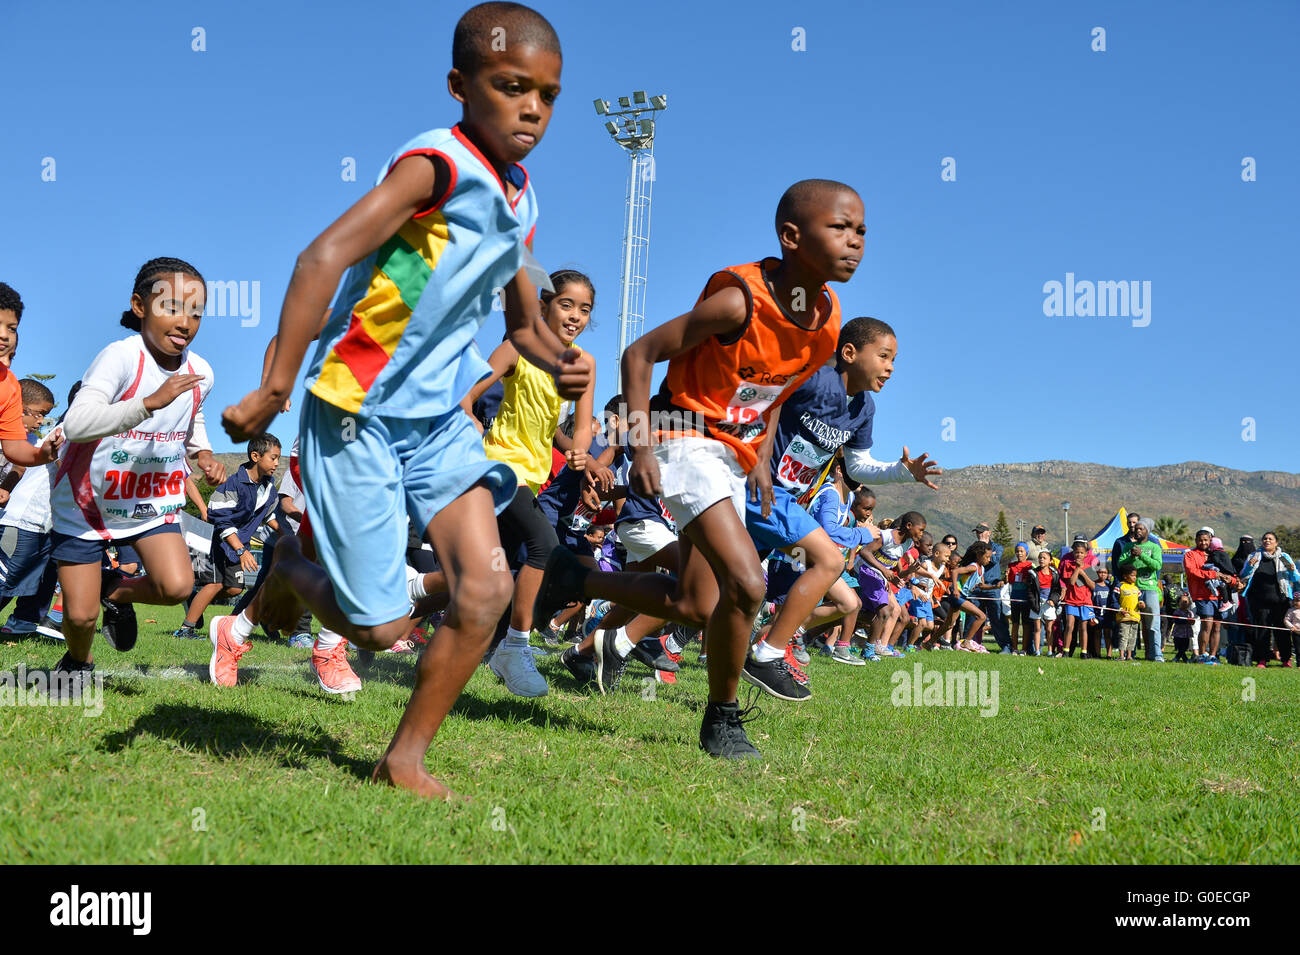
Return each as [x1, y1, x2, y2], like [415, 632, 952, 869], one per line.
[484, 351, 571, 494]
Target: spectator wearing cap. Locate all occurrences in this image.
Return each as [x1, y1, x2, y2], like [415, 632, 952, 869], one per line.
[1025, 525, 1053, 564]
[968, 521, 1012, 652]
[1115, 518, 1164, 661]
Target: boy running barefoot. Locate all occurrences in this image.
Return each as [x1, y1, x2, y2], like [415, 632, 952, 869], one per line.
[222, 2, 589, 799]
[535, 179, 864, 758]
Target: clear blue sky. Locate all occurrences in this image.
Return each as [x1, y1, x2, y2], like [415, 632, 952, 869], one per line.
[3, 1, 1296, 471]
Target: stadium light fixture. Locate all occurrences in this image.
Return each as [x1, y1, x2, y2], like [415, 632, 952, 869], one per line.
[633, 90, 647, 104]
[593, 98, 609, 115]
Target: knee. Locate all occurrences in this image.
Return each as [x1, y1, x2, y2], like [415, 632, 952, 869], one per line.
[66, 608, 100, 632]
[159, 577, 194, 604]
[725, 570, 767, 616]
[224, 586, 243, 599]
[452, 572, 513, 632]
[350, 619, 411, 651]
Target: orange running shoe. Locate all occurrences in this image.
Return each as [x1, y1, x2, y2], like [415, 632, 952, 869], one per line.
[311, 639, 362, 696]
[209, 616, 251, 687]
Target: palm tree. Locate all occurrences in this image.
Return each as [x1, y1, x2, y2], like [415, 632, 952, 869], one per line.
[1152, 516, 1190, 544]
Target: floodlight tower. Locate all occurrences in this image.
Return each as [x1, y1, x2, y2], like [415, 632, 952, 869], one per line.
[593, 90, 667, 392]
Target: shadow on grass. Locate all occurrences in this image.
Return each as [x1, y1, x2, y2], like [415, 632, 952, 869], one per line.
[98, 703, 376, 780]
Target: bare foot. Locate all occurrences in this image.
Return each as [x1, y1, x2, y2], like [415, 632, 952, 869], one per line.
[259, 535, 307, 632]
[371, 756, 460, 801]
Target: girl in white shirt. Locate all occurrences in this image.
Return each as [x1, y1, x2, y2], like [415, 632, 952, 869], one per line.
[48, 258, 226, 695]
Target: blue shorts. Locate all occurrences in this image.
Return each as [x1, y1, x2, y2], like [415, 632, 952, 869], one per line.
[50, 522, 180, 566]
[1194, 599, 1218, 618]
[746, 486, 821, 556]
[908, 598, 934, 621]
[841, 570, 858, 589]
[299, 393, 515, 626]
[0, 526, 53, 597]
[1064, 604, 1095, 621]
[896, 587, 914, 605]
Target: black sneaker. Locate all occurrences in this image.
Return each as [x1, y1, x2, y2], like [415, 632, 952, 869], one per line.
[592, 629, 627, 695]
[532, 547, 591, 633]
[561, 646, 596, 687]
[699, 701, 761, 759]
[540, 624, 563, 647]
[741, 655, 812, 702]
[629, 633, 680, 673]
[100, 568, 137, 651]
[50, 652, 96, 702]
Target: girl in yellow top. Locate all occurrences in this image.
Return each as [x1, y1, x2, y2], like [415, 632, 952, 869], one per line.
[464, 270, 596, 697]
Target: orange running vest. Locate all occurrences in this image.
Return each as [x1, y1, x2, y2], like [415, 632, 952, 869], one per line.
[653, 258, 841, 473]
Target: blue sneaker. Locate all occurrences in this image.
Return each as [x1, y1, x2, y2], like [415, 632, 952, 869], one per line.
[999, 645, 1014, 654]
[287, 632, 314, 649]
[172, 625, 202, 640]
[860, 645, 879, 661]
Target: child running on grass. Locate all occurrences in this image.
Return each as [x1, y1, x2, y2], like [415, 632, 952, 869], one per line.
[533, 178, 864, 758]
[49, 257, 226, 697]
[221, 3, 589, 798]
[462, 268, 596, 697]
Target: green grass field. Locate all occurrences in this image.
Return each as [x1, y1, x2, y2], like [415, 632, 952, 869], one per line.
[2, 604, 1297, 864]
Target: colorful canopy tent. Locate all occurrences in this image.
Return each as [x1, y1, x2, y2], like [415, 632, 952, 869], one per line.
[1079, 507, 1188, 567]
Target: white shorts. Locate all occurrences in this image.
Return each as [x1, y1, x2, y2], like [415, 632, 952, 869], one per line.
[618, 518, 677, 565]
[654, 436, 747, 530]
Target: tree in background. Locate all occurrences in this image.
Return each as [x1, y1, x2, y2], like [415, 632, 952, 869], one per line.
[1153, 516, 1191, 544]
[992, 510, 1013, 565]
[1272, 525, 1300, 557]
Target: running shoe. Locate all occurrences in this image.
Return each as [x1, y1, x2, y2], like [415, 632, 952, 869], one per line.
[782, 644, 810, 685]
[791, 636, 811, 665]
[832, 644, 866, 666]
[539, 623, 564, 647]
[592, 629, 627, 695]
[287, 631, 314, 649]
[489, 642, 548, 697]
[50, 652, 96, 701]
[99, 567, 137, 652]
[385, 638, 417, 654]
[311, 640, 363, 696]
[0, 618, 37, 635]
[172, 625, 201, 640]
[699, 701, 761, 759]
[742, 655, 811, 702]
[561, 645, 596, 687]
[208, 616, 250, 687]
[629, 633, 679, 672]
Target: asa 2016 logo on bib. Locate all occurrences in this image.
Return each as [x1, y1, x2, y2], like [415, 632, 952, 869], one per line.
[132, 503, 158, 519]
[111, 450, 130, 464]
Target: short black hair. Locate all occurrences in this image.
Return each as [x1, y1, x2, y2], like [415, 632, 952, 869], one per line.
[853, 486, 876, 503]
[839, 316, 895, 355]
[603, 394, 625, 419]
[0, 282, 23, 321]
[452, 2, 561, 74]
[774, 179, 858, 234]
[121, 257, 205, 331]
[248, 433, 281, 457]
[19, 379, 54, 407]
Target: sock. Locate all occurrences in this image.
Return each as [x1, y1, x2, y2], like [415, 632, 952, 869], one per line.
[506, 626, 530, 648]
[611, 627, 634, 658]
[664, 632, 683, 654]
[836, 637, 851, 647]
[792, 626, 807, 642]
[406, 564, 429, 603]
[230, 611, 254, 644]
[753, 639, 783, 663]
[315, 628, 342, 651]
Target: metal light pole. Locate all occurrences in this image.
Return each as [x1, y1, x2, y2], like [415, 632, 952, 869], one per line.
[593, 91, 667, 393]
[1062, 501, 1071, 547]
[1016, 518, 1026, 544]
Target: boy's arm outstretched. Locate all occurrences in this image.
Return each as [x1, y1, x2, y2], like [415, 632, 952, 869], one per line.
[619, 287, 750, 497]
[223, 156, 452, 441]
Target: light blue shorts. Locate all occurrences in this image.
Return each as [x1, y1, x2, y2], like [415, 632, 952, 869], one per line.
[299, 393, 515, 626]
[746, 486, 821, 556]
[1065, 604, 1095, 621]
